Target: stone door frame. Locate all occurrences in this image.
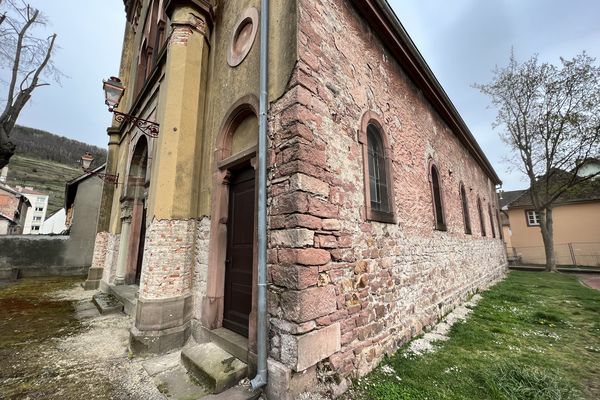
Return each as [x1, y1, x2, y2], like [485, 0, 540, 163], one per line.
[202, 94, 260, 353]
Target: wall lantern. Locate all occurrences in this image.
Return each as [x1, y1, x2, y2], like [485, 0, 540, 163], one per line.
[80, 152, 119, 185]
[102, 76, 160, 138]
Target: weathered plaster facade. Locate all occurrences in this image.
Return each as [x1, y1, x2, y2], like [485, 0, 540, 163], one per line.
[88, 0, 506, 397]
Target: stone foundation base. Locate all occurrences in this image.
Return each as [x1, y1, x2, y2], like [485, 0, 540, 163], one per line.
[130, 293, 193, 355]
[130, 323, 191, 355]
[82, 267, 103, 290]
[265, 359, 320, 400]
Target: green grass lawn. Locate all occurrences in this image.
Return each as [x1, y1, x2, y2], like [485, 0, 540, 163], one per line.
[343, 272, 600, 400]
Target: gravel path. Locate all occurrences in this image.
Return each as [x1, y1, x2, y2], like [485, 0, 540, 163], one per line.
[578, 274, 600, 291]
[0, 278, 165, 400]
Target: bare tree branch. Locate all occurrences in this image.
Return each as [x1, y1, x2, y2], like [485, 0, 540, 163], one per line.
[0, 1, 59, 168]
[476, 52, 600, 271]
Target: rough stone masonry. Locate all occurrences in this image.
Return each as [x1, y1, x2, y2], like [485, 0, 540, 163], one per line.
[262, 0, 507, 394]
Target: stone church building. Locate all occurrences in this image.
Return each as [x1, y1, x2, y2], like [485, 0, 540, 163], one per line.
[86, 0, 507, 397]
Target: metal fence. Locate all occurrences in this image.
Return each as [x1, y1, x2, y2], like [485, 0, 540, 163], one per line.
[506, 242, 600, 267]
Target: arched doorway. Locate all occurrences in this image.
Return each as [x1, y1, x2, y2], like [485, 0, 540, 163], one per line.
[125, 136, 149, 285]
[203, 95, 259, 342]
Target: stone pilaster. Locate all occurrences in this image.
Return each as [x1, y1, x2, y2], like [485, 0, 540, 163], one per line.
[114, 201, 133, 285]
[131, 0, 212, 355]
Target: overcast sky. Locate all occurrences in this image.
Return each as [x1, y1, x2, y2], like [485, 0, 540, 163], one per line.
[6, 1, 600, 190]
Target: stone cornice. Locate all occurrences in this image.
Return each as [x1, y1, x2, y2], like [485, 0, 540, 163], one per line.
[352, 0, 501, 185]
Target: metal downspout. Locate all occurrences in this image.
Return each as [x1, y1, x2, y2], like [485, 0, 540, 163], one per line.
[250, 0, 269, 391]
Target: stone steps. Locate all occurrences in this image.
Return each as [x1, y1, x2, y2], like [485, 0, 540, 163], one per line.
[142, 343, 261, 400]
[202, 384, 262, 400]
[181, 342, 248, 395]
[108, 284, 138, 316]
[204, 327, 249, 364]
[91, 292, 124, 315]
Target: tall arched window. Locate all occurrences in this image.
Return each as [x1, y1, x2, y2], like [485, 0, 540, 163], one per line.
[359, 113, 395, 223]
[477, 196, 486, 236]
[488, 204, 496, 238]
[430, 164, 446, 231]
[134, 0, 168, 96]
[367, 124, 389, 214]
[460, 184, 471, 234]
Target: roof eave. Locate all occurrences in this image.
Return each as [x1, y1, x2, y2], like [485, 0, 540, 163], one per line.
[353, 0, 502, 185]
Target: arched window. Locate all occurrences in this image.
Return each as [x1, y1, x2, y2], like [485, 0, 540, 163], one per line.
[367, 125, 390, 214]
[359, 113, 395, 223]
[134, 0, 168, 96]
[488, 204, 496, 238]
[477, 196, 486, 236]
[430, 164, 446, 230]
[460, 184, 471, 234]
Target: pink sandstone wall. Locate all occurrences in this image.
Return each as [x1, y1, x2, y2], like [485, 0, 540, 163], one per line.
[264, 0, 507, 391]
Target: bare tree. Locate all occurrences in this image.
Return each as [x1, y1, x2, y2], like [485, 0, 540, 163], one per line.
[477, 52, 600, 271]
[0, 0, 59, 169]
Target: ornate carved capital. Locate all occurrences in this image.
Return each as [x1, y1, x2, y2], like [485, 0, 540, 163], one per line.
[124, 0, 142, 27]
[164, 0, 214, 29]
[120, 200, 134, 221]
[216, 169, 232, 185]
[107, 127, 121, 146]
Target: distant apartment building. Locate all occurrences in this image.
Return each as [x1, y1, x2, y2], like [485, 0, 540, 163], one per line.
[16, 186, 49, 234]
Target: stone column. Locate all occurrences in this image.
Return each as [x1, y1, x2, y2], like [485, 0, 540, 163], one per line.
[114, 201, 132, 286]
[96, 128, 121, 232]
[130, 0, 212, 355]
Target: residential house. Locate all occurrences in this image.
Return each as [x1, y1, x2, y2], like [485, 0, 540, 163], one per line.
[62, 166, 104, 269]
[86, 0, 506, 397]
[0, 184, 31, 235]
[40, 208, 68, 234]
[0, 212, 18, 235]
[501, 161, 600, 266]
[16, 186, 49, 234]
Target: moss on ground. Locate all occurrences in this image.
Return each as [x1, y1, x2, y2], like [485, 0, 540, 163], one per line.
[0, 278, 115, 400]
[343, 272, 600, 400]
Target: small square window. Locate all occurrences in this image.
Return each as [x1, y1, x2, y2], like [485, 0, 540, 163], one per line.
[526, 210, 540, 226]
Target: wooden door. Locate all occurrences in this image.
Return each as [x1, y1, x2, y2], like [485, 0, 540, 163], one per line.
[223, 167, 255, 337]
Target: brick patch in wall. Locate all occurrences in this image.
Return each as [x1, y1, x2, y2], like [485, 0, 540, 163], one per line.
[102, 233, 119, 284]
[193, 216, 211, 321]
[90, 232, 109, 270]
[139, 218, 196, 300]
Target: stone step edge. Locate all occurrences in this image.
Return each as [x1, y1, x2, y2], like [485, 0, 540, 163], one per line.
[181, 343, 248, 394]
[92, 292, 124, 315]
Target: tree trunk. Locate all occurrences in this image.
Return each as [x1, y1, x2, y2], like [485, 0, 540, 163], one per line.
[0, 126, 16, 169]
[538, 208, 557, 272]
